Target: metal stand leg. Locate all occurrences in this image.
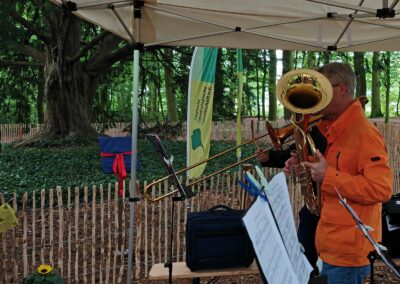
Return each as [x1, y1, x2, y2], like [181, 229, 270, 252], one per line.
[368, 250, 378, 284]
[165, 196, 184, 284]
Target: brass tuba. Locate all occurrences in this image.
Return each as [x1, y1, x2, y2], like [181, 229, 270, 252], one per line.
[276, 69, 333, 215]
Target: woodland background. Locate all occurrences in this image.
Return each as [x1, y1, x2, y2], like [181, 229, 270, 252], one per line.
[1, 3, 400, 283]
[1, 1, 400, 145]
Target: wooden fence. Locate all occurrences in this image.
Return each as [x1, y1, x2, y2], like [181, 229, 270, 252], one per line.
[1, 118, 399, 144]
[0, 168, 299, 283]
[0, 123, 130, 143]
[1, 164, 400, 283]
[0, 119, 290, 144]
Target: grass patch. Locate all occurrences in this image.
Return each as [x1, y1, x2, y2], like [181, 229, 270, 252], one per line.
[0, 140, 258, 194]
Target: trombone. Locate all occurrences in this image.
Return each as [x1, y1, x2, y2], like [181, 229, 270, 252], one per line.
[143, 127, 297, 202]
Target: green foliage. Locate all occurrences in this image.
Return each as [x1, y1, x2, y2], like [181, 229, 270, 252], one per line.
[94, 61, 134, 123]
[22, 264, 64, 284]
[0, 140, 257, 194]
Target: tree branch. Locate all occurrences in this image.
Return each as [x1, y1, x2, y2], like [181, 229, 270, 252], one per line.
[69, 31, 110, 63]
[8, 41, 45, 63]
[0, 60, 44, 68]
[9, 9, 49, 44]
[86, 43, 133, 74]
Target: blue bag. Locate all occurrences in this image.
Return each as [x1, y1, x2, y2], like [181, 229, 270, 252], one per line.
[98, 136, 141, 174]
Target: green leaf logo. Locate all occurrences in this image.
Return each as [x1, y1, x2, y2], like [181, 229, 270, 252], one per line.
[191, 128, 204, 150]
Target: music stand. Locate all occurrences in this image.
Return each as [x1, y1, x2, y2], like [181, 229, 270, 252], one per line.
[146, 134, 194, 284]
[335, 188, 400, 283]
[146, 134, 194, 200]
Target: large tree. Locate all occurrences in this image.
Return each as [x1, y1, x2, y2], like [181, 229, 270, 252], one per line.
[2, 1, 134, 143]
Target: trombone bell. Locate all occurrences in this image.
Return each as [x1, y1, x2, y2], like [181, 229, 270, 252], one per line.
[277, 69, 333, 114]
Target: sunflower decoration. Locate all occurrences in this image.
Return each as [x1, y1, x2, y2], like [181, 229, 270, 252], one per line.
[22, 264, 64, 284]
[37, 264, 53, 274]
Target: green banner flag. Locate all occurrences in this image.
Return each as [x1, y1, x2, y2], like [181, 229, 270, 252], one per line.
[187, 47, 218, 179]
[236, 49, 244, 159]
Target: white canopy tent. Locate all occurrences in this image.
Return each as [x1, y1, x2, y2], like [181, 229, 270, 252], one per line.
[48, 0, 400, 282]
[52, 0, 400, 51]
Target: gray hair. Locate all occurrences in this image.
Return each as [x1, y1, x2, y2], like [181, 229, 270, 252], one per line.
[317, 62, 356, 97]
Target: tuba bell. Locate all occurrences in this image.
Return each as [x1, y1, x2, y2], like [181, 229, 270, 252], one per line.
[276, 69, 333, 215]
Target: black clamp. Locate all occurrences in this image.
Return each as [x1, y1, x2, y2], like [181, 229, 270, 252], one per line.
[327, 12, 336, 18]
[132, 42, 145, 51]
[235, 27, 242, 32]
[327, 45, 337, 51]
[128, 197, 141, 203]
[134, 0, 145, 19]
[63, 1, 77, 12]
[376, 8, 395, 19]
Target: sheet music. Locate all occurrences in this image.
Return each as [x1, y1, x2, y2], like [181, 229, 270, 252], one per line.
[242, 169, 312, 284]
[263, 172, 313, 284]
[243, 197, 299, 284]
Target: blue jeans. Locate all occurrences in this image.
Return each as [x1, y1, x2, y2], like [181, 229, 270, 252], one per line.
[320, 261, 370, 284]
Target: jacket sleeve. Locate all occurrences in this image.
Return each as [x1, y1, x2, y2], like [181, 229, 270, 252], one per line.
[260, 144, 295, 168]
[322, 131, 393, 205]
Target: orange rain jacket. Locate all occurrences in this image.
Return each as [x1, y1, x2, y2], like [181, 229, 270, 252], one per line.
[315, 100, 393, 267]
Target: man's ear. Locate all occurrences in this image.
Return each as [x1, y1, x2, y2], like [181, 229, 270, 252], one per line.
[339, 83, 348, 96]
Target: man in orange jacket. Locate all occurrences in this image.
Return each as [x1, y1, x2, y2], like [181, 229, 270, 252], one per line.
[284, 62, 393, 284]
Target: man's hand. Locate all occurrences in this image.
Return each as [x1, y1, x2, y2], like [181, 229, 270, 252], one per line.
[255, 149, 269, 164]
[303, 150, 328, 182]
[283, 151, 299, 176]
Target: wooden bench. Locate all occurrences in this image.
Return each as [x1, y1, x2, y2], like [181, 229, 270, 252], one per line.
[149, 258, 400, 282]
[149, 261, 259, 281]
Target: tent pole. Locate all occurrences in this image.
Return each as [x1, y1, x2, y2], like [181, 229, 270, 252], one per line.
[127, 49, 140, 284]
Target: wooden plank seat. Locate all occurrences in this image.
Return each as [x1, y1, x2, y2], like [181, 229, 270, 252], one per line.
[148, 258, 400, 281]
[149, 261, 259, 280]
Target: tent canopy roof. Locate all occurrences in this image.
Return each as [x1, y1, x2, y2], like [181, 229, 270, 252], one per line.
[51, 0, 400, 51]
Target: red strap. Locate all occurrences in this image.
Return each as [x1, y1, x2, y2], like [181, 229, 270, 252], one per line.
[101, 151, 132, 197]
[100, 151, 132, 158]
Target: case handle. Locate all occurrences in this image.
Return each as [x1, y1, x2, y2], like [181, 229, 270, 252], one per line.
[208, 204, 232, 211]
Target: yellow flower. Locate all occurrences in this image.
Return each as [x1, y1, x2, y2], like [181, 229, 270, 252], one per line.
[37, 264, 53, 274]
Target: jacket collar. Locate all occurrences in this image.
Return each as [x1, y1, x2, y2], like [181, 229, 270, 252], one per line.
[325, 99, 364, 143]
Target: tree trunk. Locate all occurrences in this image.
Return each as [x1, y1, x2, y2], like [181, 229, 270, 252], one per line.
[36, 68, 45, 124]
[148, 79, 157, 119]
[40, 14, 98, 140]
[268, 50, 277, 121]
[261, 49, 267, 120]
[306, 51, 316, 69]
[163, 49, 178, 122]
[255, 51, 260, 120]
[353, 52, 367, 102]
[214, 49, 225, 119]
[370, 52, 383, 118]
[384, 52, 390, 123]
[282, 50, 294, 119]
[156, 65, 165, 121]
